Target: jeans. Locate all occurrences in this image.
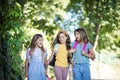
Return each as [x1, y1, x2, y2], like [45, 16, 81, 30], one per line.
[73, 63, 91, 80]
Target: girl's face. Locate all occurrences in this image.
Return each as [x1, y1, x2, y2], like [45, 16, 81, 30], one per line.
[58, 33, 67, 44]
[75, 31, 80, 41]
[35, 37, 43, 48]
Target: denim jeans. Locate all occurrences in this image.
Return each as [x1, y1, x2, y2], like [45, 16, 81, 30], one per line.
[73, 63, 91, 80]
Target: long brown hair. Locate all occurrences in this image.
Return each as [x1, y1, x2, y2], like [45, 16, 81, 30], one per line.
[51, 30, 71, 51]
[74, 28, 89, 43]
[29, 34, 45, 55]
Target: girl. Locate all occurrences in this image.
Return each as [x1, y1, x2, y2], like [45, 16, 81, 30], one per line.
[71, 28, 95, 80]
[25, 34, 48, 80]
[48, 30, 72, 80]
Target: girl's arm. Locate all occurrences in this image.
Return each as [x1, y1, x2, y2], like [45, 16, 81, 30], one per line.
[68, 52, 74, 65]
[47, 52, 55, 63]
[68, 48, 75, 53]
[87, 48, 95, 60]
[44, 56, 48, 69]
[25, 59, 29, 77]
[48, 47, 58, 62]
[68, 48, 75, 65]
[44, 56, 48, 76]
[43, 48, 49, 75]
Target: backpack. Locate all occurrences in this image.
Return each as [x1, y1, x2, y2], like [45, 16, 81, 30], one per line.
[49, 52, 56, 67]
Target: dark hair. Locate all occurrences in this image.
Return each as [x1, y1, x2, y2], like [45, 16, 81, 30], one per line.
[74, 28, 89, 43]
[29, 34, 45, 53]
[52, 30, 71, 51]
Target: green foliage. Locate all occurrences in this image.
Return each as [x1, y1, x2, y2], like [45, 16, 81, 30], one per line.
[1, 0, 120, 79]
[0, 0, 25, 79]
[22, 0, 70, 42]
[0, 0, 70, 79]
[48, 66, 55, 79]
[66, 0, 120, 51]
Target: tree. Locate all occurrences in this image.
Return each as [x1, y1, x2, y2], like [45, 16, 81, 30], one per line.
[0, 0, 27, 79]
[66, 0, 120, 51]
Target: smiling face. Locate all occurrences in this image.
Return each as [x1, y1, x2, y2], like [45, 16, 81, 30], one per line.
[58, 33, 68, 44]
[74, 31, 80, 42]
[35, 37, 43, 48]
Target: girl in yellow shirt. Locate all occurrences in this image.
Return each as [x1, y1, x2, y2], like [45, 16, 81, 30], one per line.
[48, 30, 72, 80]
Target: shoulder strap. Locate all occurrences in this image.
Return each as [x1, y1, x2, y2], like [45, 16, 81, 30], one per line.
[73, 41, 78, 49]
[53, 44, 59, 54]
[82, 43, 86, 50]
[83, 43, 90, 54]
[56, 44, 59, 50]
[27, 49, 32, 64]
[29, 49, 32, 56]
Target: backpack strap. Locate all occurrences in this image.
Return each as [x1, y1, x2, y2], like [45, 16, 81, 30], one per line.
[28, 49, 32, 64]
[54, 44, 59, 55]
[82, 43, 90, 54]
[27, 49, 31, 70]
[73, 41, 78, 49]
[29, 49, 32, 56]
[82, 43, 86, 50]
[82, 43, 89, 63]
[55, 44, 59, 51]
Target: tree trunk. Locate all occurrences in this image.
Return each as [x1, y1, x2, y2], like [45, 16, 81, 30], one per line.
[93, 23, 101, 50]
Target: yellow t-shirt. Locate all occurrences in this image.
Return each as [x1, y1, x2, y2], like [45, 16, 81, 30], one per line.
[55, 44, 68, 67]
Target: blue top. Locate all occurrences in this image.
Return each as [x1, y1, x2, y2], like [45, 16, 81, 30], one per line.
[26, 48, 48, 63]
[71, 41, 92, 64]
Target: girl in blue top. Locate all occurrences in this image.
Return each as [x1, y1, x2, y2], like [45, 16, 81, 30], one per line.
[25, 34, 48, 80]
[70, 28, 95, 80]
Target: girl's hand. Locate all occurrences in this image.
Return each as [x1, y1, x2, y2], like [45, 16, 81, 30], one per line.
[70, 61, 74, 66]
[82, 50, 90, 58]
[53, 49, 58, 53]
[82, 50, 86, 56]
[44, 70, 47, 76]
[47, 60, 50, 65]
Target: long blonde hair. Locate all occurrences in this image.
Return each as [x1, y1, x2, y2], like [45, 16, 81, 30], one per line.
[51, 30, 71, 51]
[29, 34, 45, 57]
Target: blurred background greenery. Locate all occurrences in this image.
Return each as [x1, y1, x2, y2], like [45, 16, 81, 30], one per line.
[0, 0, 120, 80]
